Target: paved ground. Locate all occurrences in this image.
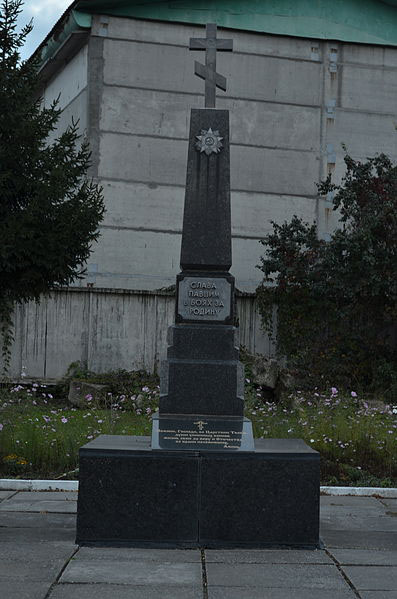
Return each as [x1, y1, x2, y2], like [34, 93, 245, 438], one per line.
[0, 490, 396, 598]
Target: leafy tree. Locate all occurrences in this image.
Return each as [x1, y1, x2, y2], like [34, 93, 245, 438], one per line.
[257, 153, 397, 395]
[0, 0, 104, 372]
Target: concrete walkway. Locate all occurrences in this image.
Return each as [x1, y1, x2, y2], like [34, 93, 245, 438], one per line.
[0, 491, 396, 599]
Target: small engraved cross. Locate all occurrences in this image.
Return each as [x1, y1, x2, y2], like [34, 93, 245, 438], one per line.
[194, 420, 208, 432]
[190, 23, 233, 108]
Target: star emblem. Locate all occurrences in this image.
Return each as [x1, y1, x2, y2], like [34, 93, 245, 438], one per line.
[195, 128, 223, 155]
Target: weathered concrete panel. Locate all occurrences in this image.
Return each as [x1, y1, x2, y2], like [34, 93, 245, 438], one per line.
[328, 110, 397, 161]
[237, 294, 274, 356]
[103, 39, 322, 106]
[101, 87, 191, 139]
[3, 290, 272, 379]
[100, 86, 321, 151]
[343, 44, 397, 68]
[79, 230, 265, 293]
[87, 228, 181, 291]
[99, 133, 318, 196]
[341, 65, 397, 113]
[232, 237, 264, 293]
[99, 180, 316, 240]
[9, 292, 89, 379]
[101, 181, 184, 232]
[44, 45, 88, 110]
[47, 89, 87, 144]
[230, 145, 318, 196]
[106, 16, 316, 61]
[87, 291, 175, 373]
[98, 132, 187, 185]
[232, 192, 316, 238]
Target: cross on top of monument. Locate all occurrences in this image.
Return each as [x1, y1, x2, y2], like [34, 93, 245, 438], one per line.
[189, 23, 233, 108]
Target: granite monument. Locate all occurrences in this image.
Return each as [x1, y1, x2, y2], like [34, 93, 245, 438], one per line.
[76, 24, 320, 548]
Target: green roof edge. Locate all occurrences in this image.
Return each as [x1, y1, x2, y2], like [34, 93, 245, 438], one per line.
[74, 0, 397, 47]
[39, 10, 91, 65]
[37, 0, 397, 69]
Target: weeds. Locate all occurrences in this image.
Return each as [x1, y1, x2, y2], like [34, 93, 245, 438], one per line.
[0, 375, 396, 485]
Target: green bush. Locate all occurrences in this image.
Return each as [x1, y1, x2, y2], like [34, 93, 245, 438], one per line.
[257, 153, 397, 395]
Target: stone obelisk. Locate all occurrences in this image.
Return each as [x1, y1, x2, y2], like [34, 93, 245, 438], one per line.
[152, 23, 252, 450]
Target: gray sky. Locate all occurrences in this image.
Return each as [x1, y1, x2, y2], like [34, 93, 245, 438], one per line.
[18, 0, 72, 60]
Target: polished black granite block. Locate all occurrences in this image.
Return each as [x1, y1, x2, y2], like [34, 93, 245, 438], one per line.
[160, 358, 244, 416]
[151, 414, 254, 452]
[167, 324, 239, 361]
[181, 109, 231, 271]
[200, 439, 320, 548]
[76, 435, 320, 548]
[76, 435, 199, 547]
[160, 322, 244, 416]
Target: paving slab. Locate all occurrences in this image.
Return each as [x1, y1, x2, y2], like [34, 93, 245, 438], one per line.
[0, 558, 66, 582]
[10, 491, 78, 501]
[208, 589, 356, 599]
[0, 526, 76, 543]
[77, 547, 201, 561]
[330, 549, 397, 565]
[50, 584, 203, 599]
[205, 549, 332, 563]
[321, 496, 386, 509]
[360, 593, 397, 599]
[0, 581, 52, 599]
[0, 490, 16, 501]
[320, 513, 397, 532]
[206, 563, 348, 589]
[0, 499, 77, 513]
[322, 530, 397, 550]
[61, 559, 203, 585]
[321, 504, 386, 516]
[0, 512, 76, 527]
[342, 566, 397, 591]
[0, 541, 76, 562]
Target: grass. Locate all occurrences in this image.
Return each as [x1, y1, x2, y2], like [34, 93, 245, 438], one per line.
[0, 374, 396, 486]
[0, 377, 158, 479]
[245, 385, 397, 487]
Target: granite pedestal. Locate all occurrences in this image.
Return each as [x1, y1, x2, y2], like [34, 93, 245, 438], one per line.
[76, 434, 320, 548]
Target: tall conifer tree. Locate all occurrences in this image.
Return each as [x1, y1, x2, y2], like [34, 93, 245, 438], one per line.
[0, 0, 104, 373]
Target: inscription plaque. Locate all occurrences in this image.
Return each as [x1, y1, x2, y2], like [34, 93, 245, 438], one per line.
[177, 276, 232, 322]
[152, 414, 254, 452]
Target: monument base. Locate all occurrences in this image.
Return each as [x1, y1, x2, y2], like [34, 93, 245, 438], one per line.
[76, 434, 320, 549]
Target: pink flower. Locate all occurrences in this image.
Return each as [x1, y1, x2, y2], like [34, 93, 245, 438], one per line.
[61, 417, 68, 424]
[351, 391, 357, 398]
[331, 387, 338, 395]
[142, 386, 150, 393]
[0, 423, 3, 431]
[85, 394, 93, 401]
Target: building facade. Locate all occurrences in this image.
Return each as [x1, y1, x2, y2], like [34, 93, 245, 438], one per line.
[6, 0, 397, 378]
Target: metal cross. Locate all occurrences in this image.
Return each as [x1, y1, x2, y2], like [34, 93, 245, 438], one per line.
[189, 23, 233, 108]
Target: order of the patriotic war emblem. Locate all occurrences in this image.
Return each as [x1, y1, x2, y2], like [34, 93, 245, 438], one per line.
[196, 128, 223, 155]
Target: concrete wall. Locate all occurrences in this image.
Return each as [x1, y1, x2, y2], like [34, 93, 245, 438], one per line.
[3, 289, 272, 381]
[75, 16, 397, 292]
[24, 17, 397, 377]
[43, 45, 88, 143]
